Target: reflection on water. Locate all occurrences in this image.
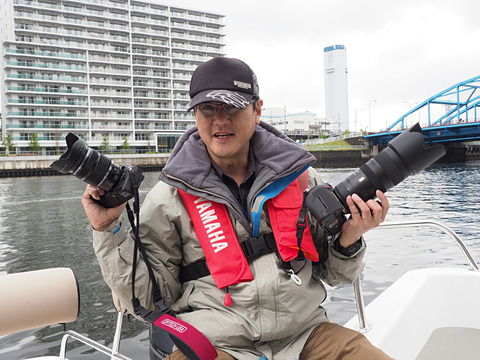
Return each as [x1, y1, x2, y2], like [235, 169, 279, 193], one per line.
[1, 163, 480, 358]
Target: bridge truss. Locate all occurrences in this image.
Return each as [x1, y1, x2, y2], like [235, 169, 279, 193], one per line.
[387, 75, 480, 131]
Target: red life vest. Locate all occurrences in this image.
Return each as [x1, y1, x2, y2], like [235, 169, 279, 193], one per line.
[178, 176, 319, 290]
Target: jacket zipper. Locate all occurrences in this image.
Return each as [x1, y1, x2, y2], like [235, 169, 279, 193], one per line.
[164, 172, 250, 224]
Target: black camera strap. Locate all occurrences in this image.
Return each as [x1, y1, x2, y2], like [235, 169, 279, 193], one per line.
[294, 191, 309, 261]
[125, 187, 216, 360]
[126, 202, 163, 309]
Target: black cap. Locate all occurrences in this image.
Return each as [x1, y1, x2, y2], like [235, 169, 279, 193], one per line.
[187, 57, 259, 111]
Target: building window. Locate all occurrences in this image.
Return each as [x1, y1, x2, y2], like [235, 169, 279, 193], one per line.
[135, 133, 148, 140]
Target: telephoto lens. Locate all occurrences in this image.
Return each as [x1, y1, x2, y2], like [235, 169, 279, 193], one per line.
[306, 123, 446, 236]
[50, 133, 122, 191]
[333, 123, 446, 209]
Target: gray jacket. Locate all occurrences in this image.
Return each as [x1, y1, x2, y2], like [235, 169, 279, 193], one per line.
[92, 122, 365, 360]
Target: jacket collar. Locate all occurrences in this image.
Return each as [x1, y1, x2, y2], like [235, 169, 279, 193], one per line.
[160, 121, 315, 192]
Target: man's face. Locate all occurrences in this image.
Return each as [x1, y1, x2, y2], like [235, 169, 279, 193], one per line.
[194, 100, 262, 166]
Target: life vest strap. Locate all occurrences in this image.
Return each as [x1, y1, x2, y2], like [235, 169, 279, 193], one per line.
[294, 191, 309, 261]
[180, 233, 276, 284]
[180, 259, 210, 283]
[241, 232, 276, 259]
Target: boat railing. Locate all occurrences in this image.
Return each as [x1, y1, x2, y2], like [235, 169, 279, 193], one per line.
[352, 220, 479, 332]
[58, 311, 132, 360]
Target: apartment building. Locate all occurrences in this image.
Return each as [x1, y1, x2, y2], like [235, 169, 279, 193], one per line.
[0, 0, 225, 154]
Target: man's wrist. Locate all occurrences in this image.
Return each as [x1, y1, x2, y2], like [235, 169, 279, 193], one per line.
[333, 234, 362, 256]
[93, 218, 121, 233]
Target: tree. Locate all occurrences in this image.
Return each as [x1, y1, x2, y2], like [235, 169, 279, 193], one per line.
[318, 131, 328, 140]
[2, 134, 16, 154]
[121, 135, 130, 152]
[29, 133, 41, 154]
[99, 135, 110, 152]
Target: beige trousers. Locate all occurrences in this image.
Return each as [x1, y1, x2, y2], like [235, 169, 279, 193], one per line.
[165, 322, 393, 360]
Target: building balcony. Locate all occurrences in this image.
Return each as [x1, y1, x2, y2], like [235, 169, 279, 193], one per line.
[6, 99, 88, 106]
[6, 123, 89, 129]
[5, 74, 88, 83]
[5, 61, 87, 72]
[91, 125, 132, 130]
[4, 48, 87, 60]
[169, 10, 223, 25]
[5, 86, 88, 95]
[6, 111, 88, 118]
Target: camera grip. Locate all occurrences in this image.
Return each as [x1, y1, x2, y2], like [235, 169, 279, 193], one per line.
[305, 184, 346, 236]
[93, 191, 133, 208]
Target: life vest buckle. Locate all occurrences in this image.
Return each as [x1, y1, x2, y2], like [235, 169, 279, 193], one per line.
[241, 232, 276, 259]
[133, 298, 174, 325]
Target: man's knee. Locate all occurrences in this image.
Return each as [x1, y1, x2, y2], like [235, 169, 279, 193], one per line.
[300, 322, 393, 360]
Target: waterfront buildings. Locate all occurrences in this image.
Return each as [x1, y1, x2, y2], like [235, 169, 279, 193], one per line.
[324, 44, 349, 134]
[261, 106, 329, 140]
[0, 0, 225, 154]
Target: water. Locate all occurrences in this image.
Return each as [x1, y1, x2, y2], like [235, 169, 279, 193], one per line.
[1, 163, 480, 359]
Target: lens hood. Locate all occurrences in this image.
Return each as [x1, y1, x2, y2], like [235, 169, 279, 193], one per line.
[388, 123, 446, 175]
[50, 133, 88, 174]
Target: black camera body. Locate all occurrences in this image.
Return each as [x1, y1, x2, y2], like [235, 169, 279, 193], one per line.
[306, 123, 446, 236]
[51, 133, 144, 208]
[94, 164, 144, 208]
[305, 184, 346, 236]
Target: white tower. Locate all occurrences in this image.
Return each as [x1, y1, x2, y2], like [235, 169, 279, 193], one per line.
[324, 45, 349, 134]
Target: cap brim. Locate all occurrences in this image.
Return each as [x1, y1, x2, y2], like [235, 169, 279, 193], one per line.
[187, 89, 255, 111]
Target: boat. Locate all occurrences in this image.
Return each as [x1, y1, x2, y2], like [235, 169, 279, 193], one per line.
[345, 220, 480, 360]
[1, 220, 479, 360]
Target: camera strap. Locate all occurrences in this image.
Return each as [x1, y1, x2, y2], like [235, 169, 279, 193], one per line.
[126, 188, 217, 360]
[294, 191, 309, 261]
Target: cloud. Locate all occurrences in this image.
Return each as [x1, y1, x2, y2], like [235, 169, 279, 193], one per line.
[163, 0, 480, 130]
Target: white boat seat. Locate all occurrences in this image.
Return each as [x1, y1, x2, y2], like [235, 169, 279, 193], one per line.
[416, 327, 480, 360]
[345, 268, 480, 359]
[0, 268, 79, 336]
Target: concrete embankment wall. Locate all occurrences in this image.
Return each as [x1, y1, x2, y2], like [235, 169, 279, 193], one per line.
[310, 144, 480, 168]
[1, 150, 369, 178]
[310, 150, 370, 168]
[0, 154, 169, 178]
[439, 144, 480, 163]
[2, 144, 477, 178]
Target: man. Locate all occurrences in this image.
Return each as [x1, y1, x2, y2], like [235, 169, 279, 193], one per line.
[82, 57, 392, 359]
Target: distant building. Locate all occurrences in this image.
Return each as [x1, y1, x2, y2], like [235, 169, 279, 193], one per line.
[261, 107, 329, 140]
[324, 44, 349, 134]
[0, 0, 225, 154]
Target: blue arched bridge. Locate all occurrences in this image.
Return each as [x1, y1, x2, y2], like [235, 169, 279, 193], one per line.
[365, 75, 480, 146]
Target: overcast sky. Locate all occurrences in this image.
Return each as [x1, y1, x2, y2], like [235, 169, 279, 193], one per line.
[162, 0, 480, 131]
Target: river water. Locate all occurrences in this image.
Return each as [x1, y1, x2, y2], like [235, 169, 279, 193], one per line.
[1, 163, 480, 359]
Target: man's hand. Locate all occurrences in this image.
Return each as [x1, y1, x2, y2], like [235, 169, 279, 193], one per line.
[338, 190, 390, 248]
[81, 185, 127, 231]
